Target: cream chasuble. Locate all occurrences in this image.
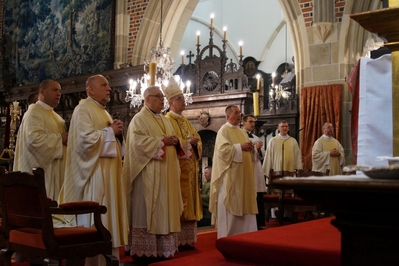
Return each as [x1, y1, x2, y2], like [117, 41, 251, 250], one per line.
[122, 106, 183, 235]
[312, 136, 345, 175]
[262, 134, 302, 177]
[210, 123, 257, 222]
[14, 103, 66, 200]
[60, 98, 128, 248]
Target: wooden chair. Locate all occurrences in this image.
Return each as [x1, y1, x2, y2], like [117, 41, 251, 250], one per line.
[264, 170, 296, 225]
[283, 170, 331, 222]
[0, 167, 6, 175]
[0, 167, 119, 266]
[263, 194, 279, 223]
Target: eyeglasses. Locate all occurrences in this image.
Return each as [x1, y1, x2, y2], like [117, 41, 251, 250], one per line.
[173, 96, 185, 101]
[147, 94, 164, 99]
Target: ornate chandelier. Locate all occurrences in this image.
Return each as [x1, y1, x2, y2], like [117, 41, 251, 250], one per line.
[125, 0, 192, 109]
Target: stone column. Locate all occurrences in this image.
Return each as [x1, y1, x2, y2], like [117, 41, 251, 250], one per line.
[114, 0, 129, 69]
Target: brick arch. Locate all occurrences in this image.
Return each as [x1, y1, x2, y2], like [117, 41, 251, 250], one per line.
[277, 0, 310, 91]
[131, 0, 199, 66]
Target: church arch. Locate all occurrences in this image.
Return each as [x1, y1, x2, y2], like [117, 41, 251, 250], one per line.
[131, 0, 199, 66]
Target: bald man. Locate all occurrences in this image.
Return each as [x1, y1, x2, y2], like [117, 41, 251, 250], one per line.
[14, 79, 67, 200]
[59, 75, 128, 265]
[312, 122, 345, 175]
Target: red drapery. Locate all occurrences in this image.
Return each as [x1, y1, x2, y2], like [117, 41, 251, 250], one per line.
[300, 84, 343, 171]
[347, 60, 360, 165]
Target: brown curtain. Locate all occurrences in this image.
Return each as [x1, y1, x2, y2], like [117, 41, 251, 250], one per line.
[300, 84, 342, 171]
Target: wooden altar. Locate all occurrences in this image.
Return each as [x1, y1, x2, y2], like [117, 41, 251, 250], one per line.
[273, 175, 399, 266]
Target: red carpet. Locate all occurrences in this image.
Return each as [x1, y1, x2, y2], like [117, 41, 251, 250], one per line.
[10, 230, 219, 266]
[150, 230, 240, 266]
[152, 218, 341, 266]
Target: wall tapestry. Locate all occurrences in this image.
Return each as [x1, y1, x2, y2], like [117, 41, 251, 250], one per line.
[3, 0, 114, 86]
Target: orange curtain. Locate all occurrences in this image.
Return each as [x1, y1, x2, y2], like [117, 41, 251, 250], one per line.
[300, 84, 342, 171]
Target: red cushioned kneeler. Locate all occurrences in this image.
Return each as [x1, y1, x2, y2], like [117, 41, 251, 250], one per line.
[216, 217, 340, 266]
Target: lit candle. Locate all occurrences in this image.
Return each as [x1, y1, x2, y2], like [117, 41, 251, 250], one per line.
[253, 92, 259, 116]
[239, 41, 243, 56]
[256, 74, 260, 90]
[149, 61, 157, 86]
[132, 81, 137, 94]
[272, 72, 276, 87]
[210, 14, 214, 29]
[223, 27, 227, 41]
[181, 51, 185, 65]
[129, 79, 133, 93]
[196, 31, 200, 45]
[186, 80, 191, 94]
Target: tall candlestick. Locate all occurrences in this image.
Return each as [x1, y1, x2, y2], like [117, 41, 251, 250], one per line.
[253, 92, 259, 116]
[10, 101, 20, 131]
[223, 27, 227, 41]
[149, 62, 157, 86]
[181, 51, 184, 65]
[210, 14, 214, 29]
[197, 31, 200, 45]
[239, 41, 243, 56]
[256, 74, 260, 90]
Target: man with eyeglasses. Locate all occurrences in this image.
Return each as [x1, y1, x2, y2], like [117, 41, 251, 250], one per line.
[242, 114, 266, 230]
[122, 84, 183, 259]
[164, 76, 203, 248]
[262, 120, 302, 176]
[262, 120, 302, 222]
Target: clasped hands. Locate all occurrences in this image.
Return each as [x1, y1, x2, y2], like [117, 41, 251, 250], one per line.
[189, 135, 200, 146]
[109, 119, 124, 136]
[255, 141, 263, 150]
[241, 141, 254, 151]
[164, 135, 179, 146]
[330, 148, 340, 157]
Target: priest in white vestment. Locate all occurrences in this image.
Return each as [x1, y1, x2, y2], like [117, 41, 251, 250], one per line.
[122, 86, 183, 258]
[13, 79, 68, 265]
[242, 114, 266, 229]
[262, 120, 302, 220]
[14, 79, 67, 201]
[312, 122, 345, 175]
[59, 75, 129, 265]
[210, 105, 258, 239]
[262, 120, 303, 177]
